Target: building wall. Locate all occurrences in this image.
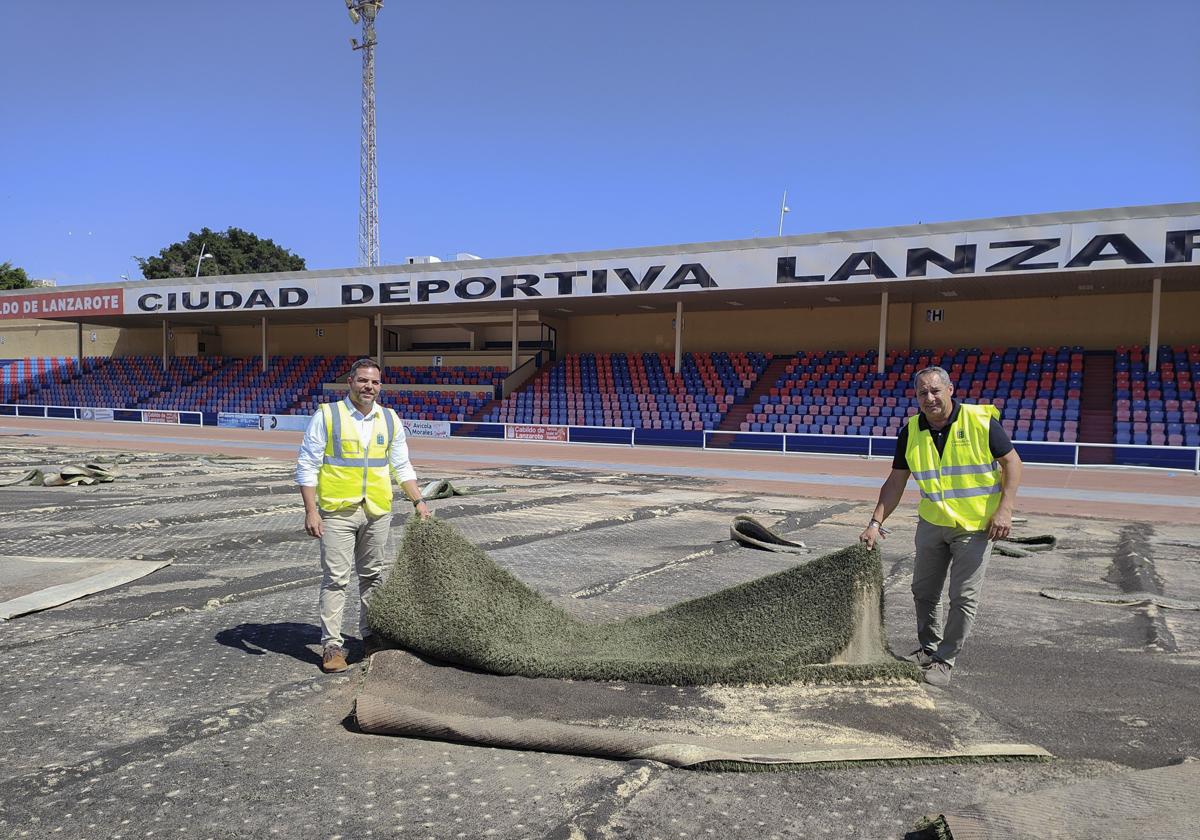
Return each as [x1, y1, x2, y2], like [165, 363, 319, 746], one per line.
[906, 291, 1199, 349]
[564, 291, 1200, 355]
[1159, 290, 1200, 346]
[2, 288, 1196, 363]
[0, 320, 161, 357]
[567, 306, 899, 355]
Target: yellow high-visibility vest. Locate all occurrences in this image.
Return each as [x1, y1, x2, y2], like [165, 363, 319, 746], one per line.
[905, 403, 1002, 530]
[316, 399, 396, 517]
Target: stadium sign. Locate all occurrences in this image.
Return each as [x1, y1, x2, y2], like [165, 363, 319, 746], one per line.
[4, 212, 1194, 320]
[118, 216, 1197, 315]
[0, 288, 123, 320]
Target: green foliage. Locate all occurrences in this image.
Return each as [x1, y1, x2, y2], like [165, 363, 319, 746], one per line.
[135, 227, 305, 279]
[0, 261, 32, 290]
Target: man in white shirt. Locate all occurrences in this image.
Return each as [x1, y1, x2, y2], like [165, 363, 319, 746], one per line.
[296, 358, 431, 673]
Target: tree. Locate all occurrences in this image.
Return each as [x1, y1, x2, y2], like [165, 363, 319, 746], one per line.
[0, 261, 32, 290]
[136, 227, 306, 279]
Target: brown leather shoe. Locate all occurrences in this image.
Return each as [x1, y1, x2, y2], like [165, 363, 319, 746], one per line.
[321, 645, 348, 673]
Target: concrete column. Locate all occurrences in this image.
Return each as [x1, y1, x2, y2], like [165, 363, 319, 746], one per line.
[375, 313, 384, 369]
[877, 290, 889, 374]
[76, 323, 83, 365]
[261, 316, 268, 372]
[1148, 276, 1161, 374]
[161, 320, 170, 372]
[674, 300, 683, 374]
[511, 308, 518, 371]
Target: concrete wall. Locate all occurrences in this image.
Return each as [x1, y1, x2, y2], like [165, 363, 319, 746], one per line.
[566, 307, 884, 355]
[563, 292, 1200, 355]
[0, 320, 161, 358]
[3, 289, 1196, 364]
[906, 291, 1200, 349]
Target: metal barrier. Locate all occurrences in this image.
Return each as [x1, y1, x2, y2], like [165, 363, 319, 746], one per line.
[0, 403, 204, 426]
[450, 421, 636, 446]
[3, 405, 1196, 472]
[701, 429, 1200, 472]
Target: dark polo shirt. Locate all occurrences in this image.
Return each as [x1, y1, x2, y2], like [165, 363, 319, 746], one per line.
[892, 401, 1014, 471]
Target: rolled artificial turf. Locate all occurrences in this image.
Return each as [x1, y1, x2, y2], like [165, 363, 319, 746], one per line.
[368, 517, 917, 685]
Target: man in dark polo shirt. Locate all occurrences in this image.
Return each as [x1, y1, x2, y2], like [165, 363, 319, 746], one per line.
[859, 366, 1022, 686]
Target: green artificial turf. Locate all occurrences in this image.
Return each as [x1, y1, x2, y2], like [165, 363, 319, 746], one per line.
[368, 517, 918, 686]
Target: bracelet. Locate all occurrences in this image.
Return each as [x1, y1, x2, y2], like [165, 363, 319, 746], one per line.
[412, 497, 425, 507]
[868, 519, 881, 529]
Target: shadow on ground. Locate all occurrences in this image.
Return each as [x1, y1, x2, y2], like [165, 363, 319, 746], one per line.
[215, 621, 325, 666]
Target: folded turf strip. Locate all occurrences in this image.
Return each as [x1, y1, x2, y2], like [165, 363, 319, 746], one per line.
[368, 518, 916, 685]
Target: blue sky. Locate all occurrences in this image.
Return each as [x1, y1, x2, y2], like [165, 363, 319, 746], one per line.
[2, 0, 1197, 286]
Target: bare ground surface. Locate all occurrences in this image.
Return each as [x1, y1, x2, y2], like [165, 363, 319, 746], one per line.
[1, 431, 1199, 840]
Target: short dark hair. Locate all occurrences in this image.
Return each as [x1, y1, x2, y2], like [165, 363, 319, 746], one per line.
[347, 358, 382, 379]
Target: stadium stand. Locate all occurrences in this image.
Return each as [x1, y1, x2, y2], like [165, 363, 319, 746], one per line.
[5, 348, 1199, 448]
[1113, 345, 1200, 447]
[8, 356, 504, 422]
[8, 355, 218, 408]
[291, 364, 505, 421]
[737, 346, 1085, 442]
[481, 352, 770, 430]
[2, 356, 97, 403]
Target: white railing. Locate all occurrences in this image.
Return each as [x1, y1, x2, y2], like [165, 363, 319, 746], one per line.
[0, 402, 203, 427]
[3, 406, 1196, 472]
[700, 428, 1200, 472]
[451, 421, 1199, 472]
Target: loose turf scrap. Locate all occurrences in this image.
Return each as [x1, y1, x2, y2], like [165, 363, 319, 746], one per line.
[368, 517, 916, 685]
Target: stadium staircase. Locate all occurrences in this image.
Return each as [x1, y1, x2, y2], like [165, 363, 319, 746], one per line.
[1077, 351, 1114, 464]
[717, 357, 794, 432]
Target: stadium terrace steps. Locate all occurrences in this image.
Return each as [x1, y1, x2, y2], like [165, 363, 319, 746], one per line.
[737, 346, 1088, 442]
[1078, 351, 1115, 465]
[1111, 344, 1200, 448]
[4, 349, 1199, 449]
[481, 352, 771, 431]
[719, 357, 794, 432]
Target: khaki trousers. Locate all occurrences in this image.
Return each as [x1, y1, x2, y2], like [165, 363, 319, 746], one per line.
[911, 517, 994, 667]
[317, 504, 390, 649]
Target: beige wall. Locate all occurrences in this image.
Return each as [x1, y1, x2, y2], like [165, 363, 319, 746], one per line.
[564, 292, 1200, 356]
[3, 290, 1196, 365]
[1159, 290, 1200, 346]
[0, 320, 161, 358]
[906, 291, 1199, 349]
[565, 306, 882, 355]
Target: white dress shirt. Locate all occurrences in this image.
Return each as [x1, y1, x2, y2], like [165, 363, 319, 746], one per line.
[295, 399, 418, 488]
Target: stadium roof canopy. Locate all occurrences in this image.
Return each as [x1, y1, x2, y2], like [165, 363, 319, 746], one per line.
[2, 202, 1197, 329]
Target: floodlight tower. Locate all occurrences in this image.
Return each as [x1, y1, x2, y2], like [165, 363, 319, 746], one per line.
[347, 0, 383, 267]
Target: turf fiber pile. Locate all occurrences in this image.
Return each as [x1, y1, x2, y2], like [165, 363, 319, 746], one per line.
[368, 517, 916, 685]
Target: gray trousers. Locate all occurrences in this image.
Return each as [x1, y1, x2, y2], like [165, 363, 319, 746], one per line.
[912, 518, 994, 667]
[317, 505, 390, 649]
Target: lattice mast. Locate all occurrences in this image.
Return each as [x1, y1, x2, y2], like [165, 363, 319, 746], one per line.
[347, 1, 382, 267]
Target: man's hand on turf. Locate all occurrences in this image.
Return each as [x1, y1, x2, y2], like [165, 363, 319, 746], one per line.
[859, 522, 884, 549]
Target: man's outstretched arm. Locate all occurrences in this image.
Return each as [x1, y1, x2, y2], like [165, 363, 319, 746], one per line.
[859, 468, 910, 549]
